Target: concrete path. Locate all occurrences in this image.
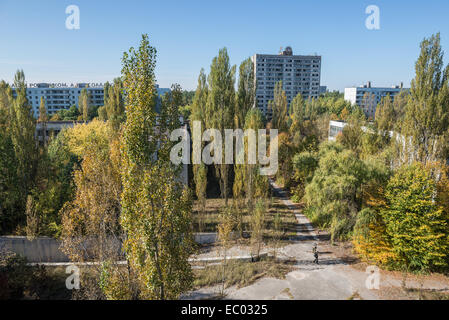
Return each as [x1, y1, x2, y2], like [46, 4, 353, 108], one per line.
[186, 180, 449, 300]
[221, 180, 380, 300]
[186, 180, 381, 300]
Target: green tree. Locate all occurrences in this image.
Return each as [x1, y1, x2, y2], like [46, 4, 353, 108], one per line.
[391, 90, 409, 130]
[244, 108, 268, 205]
[61, 124, 125, 299]
[0, 81, 21, 233]
[289, 92, 305, 145]
[57, 105, 79, 121]
[38, 97, 48, 145]
[402, 33, 449, 164]
[250, 199, 267, 260]
[337, 118, 364, 156]
[375, 95, 394, 133]
[8, 71, 38, 230]
[190, 70, 209, 231]
[235, 57, 255, 128]
[79, 89, 90, 122]
[233, 108, 268, 233]
[291, 150, 319, 200]
[217, 206, 236, 296]
[104, 78, 125, 129]
[161, 83, 183, 131]
[190, 69, 208, 127]
[361, 92, 376, 120]
[381, 163, 449, 272]
[270, 81, 288, 132]
[303, 142, 387, 242]
[120, 34, 194, 300]
[206, 48, 236, 205]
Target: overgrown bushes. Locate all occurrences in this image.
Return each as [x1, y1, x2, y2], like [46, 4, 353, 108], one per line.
[354, 163, 449, 272]
[0, 250, 69, 299]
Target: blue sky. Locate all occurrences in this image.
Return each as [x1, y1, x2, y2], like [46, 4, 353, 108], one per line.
[0, 0, 448, 91]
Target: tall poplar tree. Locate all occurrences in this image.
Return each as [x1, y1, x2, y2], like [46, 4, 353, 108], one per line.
[9, 70, 37, 228]
[235, 58, 255, 128]
[0, 81, 20, 233]
[79, 89, 90, 122]
[105, 78, 125, 130]
[402, 33, 449, 164]
[190, 70, 209, 221]
[289, 92, 305, 143]
[206, 48, 236, 205]
[38, 97, 48, 145]
[120, 34, 193, 300]
[270, 81, 288, 132]
[375, 95, 394, 133]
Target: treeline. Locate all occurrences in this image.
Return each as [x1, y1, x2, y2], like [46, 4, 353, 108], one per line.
[1, 72, 64, 235]
[279, 33, 449, 273]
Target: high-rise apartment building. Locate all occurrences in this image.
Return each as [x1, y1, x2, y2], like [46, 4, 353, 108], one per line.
[344, 82, 409, 119]
[11, 83, 170, 118]
[252, 47, 321, 118]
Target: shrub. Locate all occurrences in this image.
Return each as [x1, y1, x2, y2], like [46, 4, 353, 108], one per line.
[0, 250, 70, 300]
[380, 163, 449, 272]
[0, 250, 31, 299]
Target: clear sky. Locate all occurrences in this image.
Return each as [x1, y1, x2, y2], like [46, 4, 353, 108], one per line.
[1, 0, 448, 91]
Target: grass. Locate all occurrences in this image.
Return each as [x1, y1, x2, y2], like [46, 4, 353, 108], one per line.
[192, 198, 227, 233]
[280, 287, 294, 299]
[193, 257, 296, 290]
[192, 197, 298, 246]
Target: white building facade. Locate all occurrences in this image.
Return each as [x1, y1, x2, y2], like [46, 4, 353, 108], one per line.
[252, 47, 321, 118]
[11, 83, 104, 117]
[12, 83, 170, 118]
[344, 82, 409, 119]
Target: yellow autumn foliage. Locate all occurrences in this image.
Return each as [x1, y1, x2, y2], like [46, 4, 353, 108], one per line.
[63, 119, 112, 158]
